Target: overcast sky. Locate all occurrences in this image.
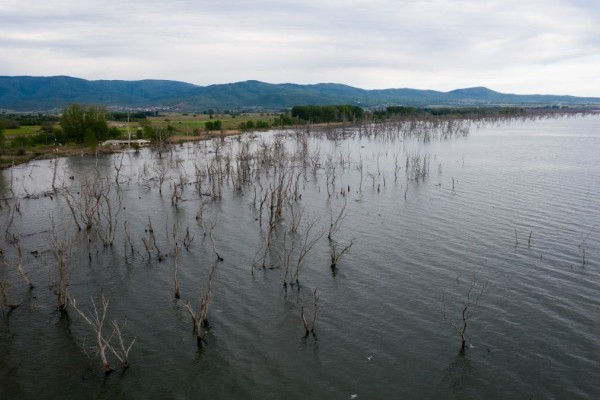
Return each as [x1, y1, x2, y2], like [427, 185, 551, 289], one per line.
[1, 0, 599, 96]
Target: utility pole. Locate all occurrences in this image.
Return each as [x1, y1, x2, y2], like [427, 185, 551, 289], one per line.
[127, 111, 131, 147]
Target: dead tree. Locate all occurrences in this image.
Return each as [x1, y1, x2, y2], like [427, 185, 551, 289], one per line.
[209, 217, 224, 262]
[171, 220, 182, 299]
[0, 280, 19, 316]
[301, 289, 319, 337]
[71, 293, 113, 374]
[152, 128, 170, 159]
[357, 156, 364, 192]
[291, 220, 324, 286]
[72, 293, 136, 373]
[579, 229, 592, 267]
[61, 183, 83, 231]
[113, 153, 125, 184]
[123, 220, 137, 263]
[280, 232, 294, 285]
[328, 198, 347, 241]
[171, 181, 182, 206]
[49, 219, 76, 312]
[394, 150, 402, 182]
[195, 197, 209, 233]
[151, 163, 169, 195]
[106, 320, 136, 369]
[287, 204, 303, 236]
[324, 153, 337, 198]
[144, 217, 164, 261]
[330, 240, 353, 270]
[185, 265, 216, 346]
[4, 195, 21, 242]
[12, 239, 34, 289]
[183, 226, 194, 250]
[443, 277, 488, 352]
[97, 185, 123, 247]
[75, 176, 103, 231]
[51, 158, 59, 192]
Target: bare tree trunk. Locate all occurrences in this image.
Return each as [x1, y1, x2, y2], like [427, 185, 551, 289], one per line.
[185, 265, 216, 346]
[12, 240, 34, 288]
[328, 198, 347, 241]
[0, 280, 19, 315]
[209, 217, 224, 262]
[171, 220, 182, 299]
[49, 219, 76, 313]
[105, 320, 136, 369]
[291, 219, 323, 286]
[330, 240, 353, 270]
[71, 294, 113, 374]
[301, 289, 319, 337]
[113, 153, 124, 184]
[443, 277, 487, 352]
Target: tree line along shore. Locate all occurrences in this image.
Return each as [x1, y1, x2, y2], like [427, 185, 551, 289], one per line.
[0, 103, 592, 168]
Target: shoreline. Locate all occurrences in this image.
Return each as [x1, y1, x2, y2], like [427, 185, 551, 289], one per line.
[0, 129, 246, 169]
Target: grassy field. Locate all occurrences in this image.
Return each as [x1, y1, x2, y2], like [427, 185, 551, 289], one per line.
[146, 112, 279, 134]
[3, 125, 42, 137]
[3, 112, 280, 142]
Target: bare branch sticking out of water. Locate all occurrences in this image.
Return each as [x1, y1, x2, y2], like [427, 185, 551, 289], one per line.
[328, 198, 347, 241]
[301, 289, 319, 338]
[443, 276, 488, 353]
[71, 293, 113, 374]
[330, 240, 353, 270]
[284, 218, 324, 287]
[49, 218, 76, 313]
[579, 229, 593, 267]
[209, 217, 224, 262]
[185, 264, 216, 346]
[71, 293, 136, 372]
[105, 320, 136, 369]
[0, 280, 19, 316]
[171, 219, 182, 299]
[12, 239, 34, 289]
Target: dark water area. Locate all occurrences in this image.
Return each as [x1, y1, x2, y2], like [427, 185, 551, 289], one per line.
[0, 115, 599, 399]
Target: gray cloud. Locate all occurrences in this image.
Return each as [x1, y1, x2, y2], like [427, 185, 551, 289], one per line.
[1, 0, 598, 95]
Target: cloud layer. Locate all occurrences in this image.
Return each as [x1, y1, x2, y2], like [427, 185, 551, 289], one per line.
[1, 0, 599, 95]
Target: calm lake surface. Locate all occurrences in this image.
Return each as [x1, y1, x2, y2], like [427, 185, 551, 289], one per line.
[1, 114, 599, 399]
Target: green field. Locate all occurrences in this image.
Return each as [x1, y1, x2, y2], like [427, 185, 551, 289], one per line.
[1, 112, 280, 146]
[4, 112, 278, 133]
[3, 125, 42, 137]
[146, 112, 279, 134]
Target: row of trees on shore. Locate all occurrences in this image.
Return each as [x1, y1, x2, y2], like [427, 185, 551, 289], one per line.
[0, 103, 592, 164]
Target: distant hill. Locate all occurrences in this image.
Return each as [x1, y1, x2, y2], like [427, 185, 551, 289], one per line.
[1, 76, 599, 112]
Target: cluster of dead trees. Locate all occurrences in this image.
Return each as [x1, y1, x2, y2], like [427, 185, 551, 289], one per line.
[6, 109, 563, 371]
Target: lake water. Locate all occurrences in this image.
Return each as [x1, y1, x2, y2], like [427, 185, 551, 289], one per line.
[0, 114, 599, 399]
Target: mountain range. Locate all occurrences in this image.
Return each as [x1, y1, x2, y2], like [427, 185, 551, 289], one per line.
[1, 75, 599, 112]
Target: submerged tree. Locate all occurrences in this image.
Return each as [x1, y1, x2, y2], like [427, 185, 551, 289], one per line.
[71, 293, 136, 374]
[71, 293, 113, 374]
[0, 280, 19, 316]
[443, 277, 488, 352]
[49, 219, 77, 313]
[281, 218, 323, 288]
[330, 240, 353, 270]
[327, 198, 347, 241]
[171, 219, 182, 299]
[185, 264, 216, 346]
[301, 289, 319, 338]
